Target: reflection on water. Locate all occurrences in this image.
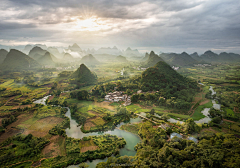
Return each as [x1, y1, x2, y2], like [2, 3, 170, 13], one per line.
[64, 107, 141, 168]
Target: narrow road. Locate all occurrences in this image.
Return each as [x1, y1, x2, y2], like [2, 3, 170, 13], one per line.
[135, 113, 159, 125]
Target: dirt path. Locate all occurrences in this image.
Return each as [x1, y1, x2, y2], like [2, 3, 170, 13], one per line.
[223, 119, 237, 123]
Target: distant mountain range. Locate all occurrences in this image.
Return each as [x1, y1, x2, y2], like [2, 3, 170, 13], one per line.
[1, 43, 240, 67]
[159, 52, 198, 66]
[156, 50, 240, 66]
[200, 50, 240, 63]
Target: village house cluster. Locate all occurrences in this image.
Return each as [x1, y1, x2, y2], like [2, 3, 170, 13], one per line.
[105, 91, 131, 106]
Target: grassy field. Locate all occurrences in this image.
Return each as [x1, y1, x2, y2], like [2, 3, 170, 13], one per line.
[225, 108, 235, 117]
[120, 123, 140, 135]
[191, 101, 213, 120]
[90, 117, 106, 125]
[18, 116, 64, 137]
[79, 139, 98, 153]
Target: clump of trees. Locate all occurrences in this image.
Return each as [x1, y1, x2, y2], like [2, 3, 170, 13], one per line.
[0, 134, 49, 167]
[70, 90, 89, 100]
[49, 118, 70, 136]
[2, 115, 16, 127]
[98, 121, 240, 168]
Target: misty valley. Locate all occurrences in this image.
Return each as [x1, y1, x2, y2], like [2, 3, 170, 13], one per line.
[0, 44, 240, 168]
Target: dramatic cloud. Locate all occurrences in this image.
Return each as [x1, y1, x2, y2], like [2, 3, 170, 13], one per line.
[0, 0, 240, 53]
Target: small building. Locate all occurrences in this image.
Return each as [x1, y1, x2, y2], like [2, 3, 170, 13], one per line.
[137, 90, 142, 94]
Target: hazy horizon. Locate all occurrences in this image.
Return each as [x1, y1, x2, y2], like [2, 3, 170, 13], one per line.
[1, 0, 240, 54]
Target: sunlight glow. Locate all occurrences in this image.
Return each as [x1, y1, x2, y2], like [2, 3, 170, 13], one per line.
[73, 16, 109, 31]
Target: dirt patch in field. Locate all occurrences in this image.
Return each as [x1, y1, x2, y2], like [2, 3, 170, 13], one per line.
[200, 128, 218, 133]
[43, 83, 53, 88]
[11, 104, 35, 110]
[88, 110, 99, 116]
[22, 117, 64, 137]
[42, 142, 61, 158]
[48, 96, 55, 101]
[80, 146, 99, 153]
[60, 93, 67, 96]
[223, 119, 237, 123]
[3, 96, 16, 106]
[0, 128, 23, 143]
[0, 118, 2, 127]
[84, 121, 96, 131]
[199, 100, 210, 105]
[234, 107, 239, 113]
[93, 101, 115, 111]
[0, 114, 33, 142]
[221, 128, 231, 134]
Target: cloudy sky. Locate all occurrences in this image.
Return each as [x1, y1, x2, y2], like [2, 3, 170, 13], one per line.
[0, 0, 240, 54]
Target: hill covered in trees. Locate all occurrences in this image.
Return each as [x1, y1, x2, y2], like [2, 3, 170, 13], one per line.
[0, 49, 40, 70]
[200, 50, 240, 63]
[37, 52, 55, 66]
[116, 55, 128, 62]
[159, 52, 198, 66]
[139, 61, 197, 91]
[0, 49, 8, 64]
[63, 53, 74, 61]
[28, 46, 47, 60]
[80, 54, 100, 67]
[142, 52, 149, 61]
[70, 64, 97, 86]
[144, 51, 164, 67]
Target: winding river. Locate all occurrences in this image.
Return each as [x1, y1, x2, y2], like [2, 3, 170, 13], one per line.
[33, 86, 219, 167]
[167, 86, 221, 124]
[34, 98, 142, 168]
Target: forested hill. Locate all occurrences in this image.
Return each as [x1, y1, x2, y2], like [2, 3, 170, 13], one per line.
[116, 55, 128, 62]
[71, 63, 97, 85]
[0, 49, 40, 70]
[37, 52, 55, 65]
[139, 61, 198, 92]
[80, 54, 100, 67]
[0, 49, 8, 64]
[144, 51, 164, 67]
[159, 52, 198, 66]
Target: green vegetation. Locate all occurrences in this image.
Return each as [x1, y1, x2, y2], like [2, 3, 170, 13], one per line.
[0, 134, 49, 167]
[120, 123, 140, 135]
[0, 49, 40, 71]
[116, 55, 128, 62]
[40, 135, 126, 167]
[49, 118, 70, 136]
[144, 51, 164, 67]
[70, 64, 97, 86]
[191, 101, 213, 120]
[1, 47, 240, 168]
